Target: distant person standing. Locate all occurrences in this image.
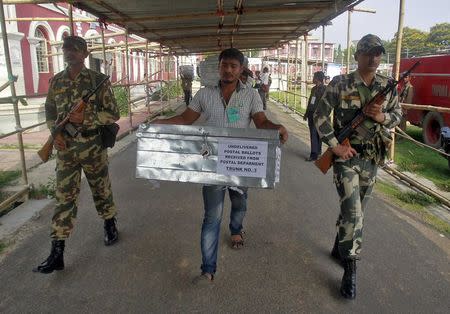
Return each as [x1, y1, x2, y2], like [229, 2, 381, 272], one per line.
[259, 67, 270, 110]
[240, 67, 254, 88]
[303, 71, 326, 161]
[180, 72, 193, 106]
[398, 73, 414, 130]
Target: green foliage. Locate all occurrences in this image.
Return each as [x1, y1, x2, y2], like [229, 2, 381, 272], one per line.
[151, 81, 182, 101]
[428, 23, 450, 47]
[394, 125, 450, 192]
[112, 86, 129, 117]
[0, 170, 21, 189]
[160, 108, 176, 117]
[0, 241, 6, 254]
[383, 23, 450, 60]
[334, 44, 344, 64]
[396, 191, 436, 206]
[29, 178, 56, 200]
[244, 49, 262, 58]
[269, 86, 311, 115]
[376, 181, 450, 235]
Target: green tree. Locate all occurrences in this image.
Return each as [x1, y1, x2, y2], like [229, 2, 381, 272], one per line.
[334, 44, 344, 64]
[386, 27, 429, 59]
[428, 22, 450, 47]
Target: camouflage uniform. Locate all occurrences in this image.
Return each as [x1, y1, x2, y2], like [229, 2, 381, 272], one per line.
[314, 70, 402, 259]
[45, 67, 120, 239]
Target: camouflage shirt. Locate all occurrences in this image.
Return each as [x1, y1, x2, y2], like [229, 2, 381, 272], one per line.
[313, 70, 401, 149]
[45, 67, 119, 133]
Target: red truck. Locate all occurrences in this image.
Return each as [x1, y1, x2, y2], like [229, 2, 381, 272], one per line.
[400, 55, 450, 148]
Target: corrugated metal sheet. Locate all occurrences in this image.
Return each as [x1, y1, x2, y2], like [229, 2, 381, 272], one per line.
[74, 0, 363, 54]
[136, 124, 281, 188]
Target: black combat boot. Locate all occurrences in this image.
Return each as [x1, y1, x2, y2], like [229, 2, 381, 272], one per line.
[33, 240, 65, 274]
[331, 234, 342, 262]
[340, 258, 357, 299]
[104, 217, 118, 246]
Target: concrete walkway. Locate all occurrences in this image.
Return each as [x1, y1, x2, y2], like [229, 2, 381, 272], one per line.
[0, 100, 449, 313]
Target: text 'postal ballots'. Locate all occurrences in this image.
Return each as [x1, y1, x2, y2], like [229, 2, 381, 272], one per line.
[135, 124, 282, 188]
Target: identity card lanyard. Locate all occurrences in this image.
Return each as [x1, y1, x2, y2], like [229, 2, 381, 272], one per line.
[220, 85, 241, 124]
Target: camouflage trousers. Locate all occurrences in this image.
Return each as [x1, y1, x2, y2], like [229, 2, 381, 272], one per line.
[51, 134, 117, 239]
[333, 157, 377, 259]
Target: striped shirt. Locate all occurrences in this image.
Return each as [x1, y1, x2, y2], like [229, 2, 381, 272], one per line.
[189, 80, 264, 128]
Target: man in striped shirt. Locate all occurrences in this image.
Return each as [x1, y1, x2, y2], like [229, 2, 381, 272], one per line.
[155, 48, 288, 284]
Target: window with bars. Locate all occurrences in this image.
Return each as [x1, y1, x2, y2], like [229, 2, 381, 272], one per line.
[35, 28, 49, 72]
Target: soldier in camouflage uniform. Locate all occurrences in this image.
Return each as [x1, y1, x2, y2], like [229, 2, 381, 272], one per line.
[33, 36, 120, 274]
[313, 34, 402, 299]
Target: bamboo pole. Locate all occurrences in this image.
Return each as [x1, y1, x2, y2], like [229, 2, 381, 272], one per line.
[5, 17, 96, 22]
[394, 126, 450, 157]
[285, 44, 290, 107]
[135, 22, 310, 34]
[50, 31, 126, 46]
[300, 35, 307, 109]
[175, 55, 179, 102]
[159, 44, 163, 111]
[390, 0, 405, 161]
[0, 0, 28, 186]
[294, 39, 298, 111]
[125, 28, 132, 127]
[68, 4, 74, 36]
[100, 23, 107, 75]
[400, 103, 450, 113]
[3, 0, 59, 3]
[43, 41, 156, 57]
[346, 10, 351, 74]
[107, 4, 330, 23]
[321, 25, 325, 70]
[277, 48, 281, 101]
[383, 165, 450, 208]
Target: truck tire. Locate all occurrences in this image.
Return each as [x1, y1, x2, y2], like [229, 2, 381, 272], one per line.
[422, 111, 444, 148]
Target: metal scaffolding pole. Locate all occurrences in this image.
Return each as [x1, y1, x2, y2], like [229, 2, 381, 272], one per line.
[159, 44, 163, 110]
[390, 0, 405, 161]
[285, 44, 290, 107]
[0, 0, 28, 186]
[294, 38, 298, 111]
[300, 35, 308, 109]
[321, 25, 325, 70]
[176, 55, 179, 102]
[145, 40, 149, 75]
[100, 23, 107, 75]
[68, 4, 74, 36]
[346, 10, 351, 73]
[125, 28, 131, 127]
[277, 48, 281, 100]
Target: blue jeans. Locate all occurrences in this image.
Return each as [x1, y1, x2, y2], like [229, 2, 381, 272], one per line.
[200, 185, 248, 274]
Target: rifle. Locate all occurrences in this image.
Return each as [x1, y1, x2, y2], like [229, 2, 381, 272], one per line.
[37, 75, 110, 162]
[314, 62, 420, 174]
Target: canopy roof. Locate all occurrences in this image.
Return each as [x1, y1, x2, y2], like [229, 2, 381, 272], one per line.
[74, 0, 363, 54]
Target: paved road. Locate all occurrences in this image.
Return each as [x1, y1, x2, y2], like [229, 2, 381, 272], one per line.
[0, 103, 449, 313]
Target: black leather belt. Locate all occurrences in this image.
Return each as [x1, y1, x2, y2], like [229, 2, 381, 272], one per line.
[80, 129, 99, 137]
